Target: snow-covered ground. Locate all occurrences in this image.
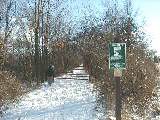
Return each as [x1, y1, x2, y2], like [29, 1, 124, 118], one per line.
[1, 64, 160, 120]
[1, 65, 107, 120]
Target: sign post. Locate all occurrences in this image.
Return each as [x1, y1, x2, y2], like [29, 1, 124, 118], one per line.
[109, 43, 126, 120]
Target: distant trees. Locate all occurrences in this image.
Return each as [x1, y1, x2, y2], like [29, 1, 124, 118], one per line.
[0, 0, 82, 110]
[0, 0, 16, 70]
[0, 0, 159, 118]
[0, 0, 81, 85]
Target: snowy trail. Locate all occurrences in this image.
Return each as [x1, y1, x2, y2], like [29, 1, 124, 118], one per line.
[1, 65, 106, 120]
[3, 64, 160, 120]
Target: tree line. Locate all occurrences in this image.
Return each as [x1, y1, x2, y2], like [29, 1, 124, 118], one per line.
[0, 0, 82, 110]
[0, 0, 82, 85]
[0, 0, 159, 118]
[79, 0, 159, 118]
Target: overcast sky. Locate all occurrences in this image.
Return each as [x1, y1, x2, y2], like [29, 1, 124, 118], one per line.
[133, 0, 160, 55]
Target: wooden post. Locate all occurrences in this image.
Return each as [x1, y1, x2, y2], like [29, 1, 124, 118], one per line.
[114, 69, 122, 120]
[109, 43, 126, 120]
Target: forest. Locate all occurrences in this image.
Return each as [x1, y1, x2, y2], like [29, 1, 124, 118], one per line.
[0, 0, 159, 118]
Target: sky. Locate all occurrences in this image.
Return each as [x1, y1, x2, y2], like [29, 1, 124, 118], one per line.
[133, 0, 160, 55]
[12, 0, 160, 55]
[70, 0, 160, 55]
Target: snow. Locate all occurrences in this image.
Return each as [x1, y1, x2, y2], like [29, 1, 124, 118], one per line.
[1, 64, 160, 120]
[1, 65, 107, 120]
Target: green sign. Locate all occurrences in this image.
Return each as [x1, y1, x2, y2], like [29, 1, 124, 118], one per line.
[109, 43, 126, 69]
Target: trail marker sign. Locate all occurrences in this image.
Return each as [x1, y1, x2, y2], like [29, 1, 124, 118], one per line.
[109, 43, 126, 69]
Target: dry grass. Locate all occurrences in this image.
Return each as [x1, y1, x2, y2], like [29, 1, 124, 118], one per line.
[0, 71, 23, 108]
